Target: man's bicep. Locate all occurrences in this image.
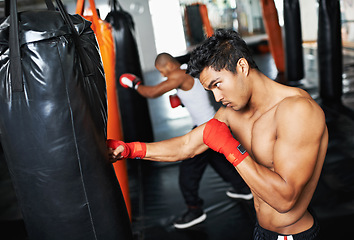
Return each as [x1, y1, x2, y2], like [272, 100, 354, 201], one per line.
[273, 133, 319, 190]
[213, 106, 230, 125]
[273, 101, 323, 191]
[145, 125, 207, 161]
[158, 76, 185, 92]
[185, 123, 210, 155]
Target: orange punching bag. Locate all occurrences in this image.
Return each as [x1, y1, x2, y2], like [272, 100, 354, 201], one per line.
[260, 0, 285, 73]
[76, 0, 131, 219]
[199, 4, 214, 37]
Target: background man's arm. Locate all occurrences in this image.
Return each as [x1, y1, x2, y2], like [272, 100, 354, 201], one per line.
[136, 78, 181, 98]
[119, 73, 183, 98]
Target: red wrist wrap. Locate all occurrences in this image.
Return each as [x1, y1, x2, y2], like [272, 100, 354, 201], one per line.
[107, 139, 146, 159]
[225, 143, 249, 167]
[203, 118, 249, 167]
[126, 142, 146, 159]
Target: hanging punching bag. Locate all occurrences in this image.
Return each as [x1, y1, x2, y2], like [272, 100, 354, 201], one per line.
[260, 0, 285, 73]
[185, 4, 206, 45]
[0, 1, 133, 239]
[199, 4, 214, 37]
[284, 0, 304, 82]
[0, 140, 23, 224]
[76, 0, 132, 219]
[318, 0, 343, 103]
[105, 0, 154, 144]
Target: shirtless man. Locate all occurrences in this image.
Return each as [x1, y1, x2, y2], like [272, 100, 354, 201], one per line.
[120, 52, 251, 229]
[108, 30, 328, 239]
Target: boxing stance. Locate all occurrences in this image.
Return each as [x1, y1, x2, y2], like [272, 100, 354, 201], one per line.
[108, 30, 328, 239]
[119, 52, 252, 229]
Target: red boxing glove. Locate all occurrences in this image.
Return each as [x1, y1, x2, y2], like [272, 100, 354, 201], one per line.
[107, 139, 146, 159]
[169, 94, 182, 108]
[119, 73, 141, 90]
[203, 119, 249, 167]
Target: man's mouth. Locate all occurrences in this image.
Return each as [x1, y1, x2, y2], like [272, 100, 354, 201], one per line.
[222, 101, 231, 107]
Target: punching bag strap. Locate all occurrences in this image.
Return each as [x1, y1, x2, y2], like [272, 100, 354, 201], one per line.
[4, 0, 9, 17]
[6, 0, 94, 92]
[6, 0, 55, 92]
[7, 0, 23, 92]
[76, 0, 101, 27]
[45, 0, 56, 11]
[110, 0, 123, 12]
[54, 0, 94, 77]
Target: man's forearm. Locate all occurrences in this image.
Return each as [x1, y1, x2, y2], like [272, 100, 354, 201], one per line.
[136, 85, 157, 98]
[144, 131, 208, 162]
[108, 124, 208, 162]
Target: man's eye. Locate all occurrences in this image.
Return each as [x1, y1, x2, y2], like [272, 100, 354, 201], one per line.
[216, 82, 221, 88]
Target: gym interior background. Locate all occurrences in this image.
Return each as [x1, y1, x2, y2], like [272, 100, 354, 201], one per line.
[0, 0, 354, 239]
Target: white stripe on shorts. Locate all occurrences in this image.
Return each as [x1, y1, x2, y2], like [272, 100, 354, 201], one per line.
[277, 235, 294, 240]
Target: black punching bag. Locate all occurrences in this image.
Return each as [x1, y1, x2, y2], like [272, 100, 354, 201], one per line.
[105, 0, 154, 143]
[0, 140, 23, 224]
[185, 4, 206, 45]
[318, 0, 343, 103]
[0, 1, 133, 239]
[284, 0, 304, 82]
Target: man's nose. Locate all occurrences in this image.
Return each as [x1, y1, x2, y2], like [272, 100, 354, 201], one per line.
[213, 90, 223, 102]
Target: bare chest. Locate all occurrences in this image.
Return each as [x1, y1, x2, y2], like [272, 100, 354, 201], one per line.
[251, 112, 277, 169]
[233, 108, 277, 169]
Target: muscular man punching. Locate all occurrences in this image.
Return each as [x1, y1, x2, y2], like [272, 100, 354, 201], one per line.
[108, 30, 328, 239]
[119, 52, 251, 229]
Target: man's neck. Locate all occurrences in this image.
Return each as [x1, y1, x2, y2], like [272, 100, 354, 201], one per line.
[247, 71, 280, 116]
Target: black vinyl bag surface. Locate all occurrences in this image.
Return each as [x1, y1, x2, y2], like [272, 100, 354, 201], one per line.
[318, 0, 343, 102]
[284, 0, 304, 82]
[0, 140, 23, 222]
[105, 0, 153, 143]
[185, 4, 205, 45]
[0, 1, 133, 239]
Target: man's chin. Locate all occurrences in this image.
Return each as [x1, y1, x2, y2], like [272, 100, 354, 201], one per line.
[230, 105, 241, 111]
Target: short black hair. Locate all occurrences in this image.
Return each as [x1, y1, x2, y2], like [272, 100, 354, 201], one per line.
[155, 52, 178, 67]
[187, 29, 258, 78]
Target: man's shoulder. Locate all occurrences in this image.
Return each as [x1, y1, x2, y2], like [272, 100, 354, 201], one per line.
[275, 94, 325, 127]
[277, 93, 318, 112]
[215, 106, 246, 126]
[275, 85, 316, 109]
[169, 69, 192, 80]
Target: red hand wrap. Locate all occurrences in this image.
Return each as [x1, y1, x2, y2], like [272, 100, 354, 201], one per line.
[125, 142, 146, 159]
[203, 119, 249, 167]
[107, 139, 146, 159]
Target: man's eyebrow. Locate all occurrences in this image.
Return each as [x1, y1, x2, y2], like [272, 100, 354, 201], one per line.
[207, 79, 218, 90]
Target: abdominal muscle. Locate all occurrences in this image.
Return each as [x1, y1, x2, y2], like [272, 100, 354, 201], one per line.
[255, 195, 314, 235]
[254, 131, 327, 235]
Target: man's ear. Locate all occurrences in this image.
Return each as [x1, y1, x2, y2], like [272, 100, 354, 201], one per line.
[166, 61, 175, 71]
[237, 58, 250, 76]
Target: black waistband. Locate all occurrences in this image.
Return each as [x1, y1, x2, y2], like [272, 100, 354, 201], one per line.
[253, 213, 320, 240]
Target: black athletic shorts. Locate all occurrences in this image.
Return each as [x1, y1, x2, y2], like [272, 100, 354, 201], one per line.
[253, 216, 320, 240]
